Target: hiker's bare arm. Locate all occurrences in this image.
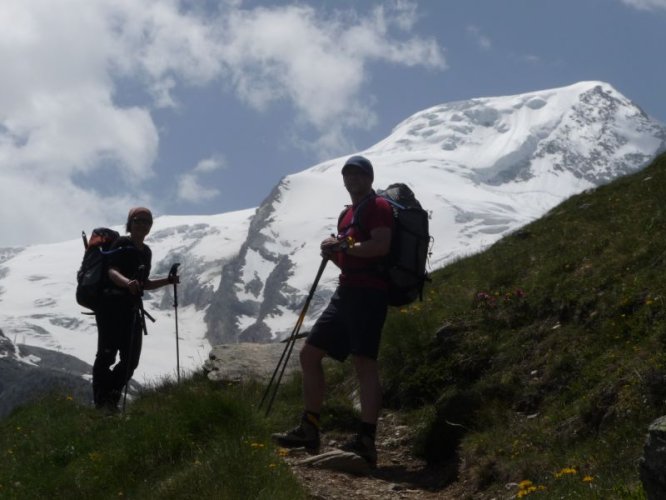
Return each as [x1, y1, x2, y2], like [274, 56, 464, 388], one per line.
[144, 276, 179, 290]
[346, 226, 391, 258]
[107, 268, 178, 294]
[108, 267, 141, 295]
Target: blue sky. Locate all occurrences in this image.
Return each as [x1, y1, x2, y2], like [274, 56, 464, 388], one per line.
[1, 0, 665, 246]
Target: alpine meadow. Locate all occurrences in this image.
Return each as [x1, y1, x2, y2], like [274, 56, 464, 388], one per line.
[2, 150, 666, 496]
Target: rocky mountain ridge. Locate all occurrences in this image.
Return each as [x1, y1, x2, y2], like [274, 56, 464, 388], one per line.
[0, 81, 664, 387]
[205, 81, 666, 344]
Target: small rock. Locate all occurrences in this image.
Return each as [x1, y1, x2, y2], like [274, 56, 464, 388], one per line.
[640, 415, 666, 500]
[297, 450, 371, 475]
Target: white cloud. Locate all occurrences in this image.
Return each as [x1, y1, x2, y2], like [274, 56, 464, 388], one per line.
[523, 54, 541, 64]
[620, 0, 666, 10]
[0, 0, 167, 245]
[466, 25, 492, 50]
[177, 155, 225, 203]
[177, 175, 221, 204]
[215, 1, 446, 153]
[0, 171, 140, 247]
[0, 0, 445, 245]
[194, 156, 225, 174]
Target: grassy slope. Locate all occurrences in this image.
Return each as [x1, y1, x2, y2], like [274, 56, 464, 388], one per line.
[2, 153, 666, 498]
[380, 152, 666, 497]
[0, 375, 304, 499]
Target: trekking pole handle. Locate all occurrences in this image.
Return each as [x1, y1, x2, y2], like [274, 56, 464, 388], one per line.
[169, 263, 180, 307]
[169, 263, 180, 282]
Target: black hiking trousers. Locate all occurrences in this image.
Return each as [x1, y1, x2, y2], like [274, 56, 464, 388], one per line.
[93, 296, 143, 408]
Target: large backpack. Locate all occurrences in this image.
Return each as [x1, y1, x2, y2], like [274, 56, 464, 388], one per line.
[342, 183, 431, 307]
[76, 227, 120, 311]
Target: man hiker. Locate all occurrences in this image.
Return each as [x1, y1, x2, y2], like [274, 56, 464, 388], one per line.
[272, 155, 393, 467]
[92, 207, 178, 412]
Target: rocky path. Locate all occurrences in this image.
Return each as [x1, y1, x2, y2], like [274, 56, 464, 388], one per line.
[281, 412, 468, 500]
[204, 345, 474, 497]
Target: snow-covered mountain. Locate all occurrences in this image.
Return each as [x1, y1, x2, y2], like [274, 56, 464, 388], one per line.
[0, 211, 255, 386]
[0, 327, 91, 418]
[205, 81, 666, 344]
[1, 81, 664, 388]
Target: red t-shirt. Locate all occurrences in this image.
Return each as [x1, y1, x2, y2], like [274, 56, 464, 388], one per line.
[334, 194, 394, 289]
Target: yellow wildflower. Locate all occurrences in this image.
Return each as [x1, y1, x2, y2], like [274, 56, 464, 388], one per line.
[517, 486, 538, 498]
[555, 467, 577, 478]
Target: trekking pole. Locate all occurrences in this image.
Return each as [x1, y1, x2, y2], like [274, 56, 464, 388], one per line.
[259, 257, 329, 417]
[169, 263, 181, 383]
[137, 265, 151, 336]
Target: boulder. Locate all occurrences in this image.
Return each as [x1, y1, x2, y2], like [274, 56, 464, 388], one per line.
[204, 340, 304, 384]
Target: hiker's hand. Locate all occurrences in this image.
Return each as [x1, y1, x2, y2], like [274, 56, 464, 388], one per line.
[320, 236, 341, 258]
[127, 279, 141, 295]
[168, 275, 180, 285]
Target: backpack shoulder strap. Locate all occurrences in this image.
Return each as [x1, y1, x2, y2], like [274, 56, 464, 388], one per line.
[100, 237, 139, 258]
[337, 205, 352, 231]
[347, 192, 378, 236]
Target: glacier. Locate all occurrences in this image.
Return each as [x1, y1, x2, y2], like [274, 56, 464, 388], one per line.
[0, 81, 665, 388]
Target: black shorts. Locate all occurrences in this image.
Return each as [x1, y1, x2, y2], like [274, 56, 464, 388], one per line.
[306, 287, 388, 361]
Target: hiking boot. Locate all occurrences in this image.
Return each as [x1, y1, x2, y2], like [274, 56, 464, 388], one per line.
[94, 388, 121, 414]
[109, 389, 122, 408]
[340, 434, 377, 468]
[271, 421, 320, 453]
[95, 398, 120, 415]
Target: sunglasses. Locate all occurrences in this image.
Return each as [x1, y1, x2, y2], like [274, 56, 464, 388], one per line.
[132, 218, 153, 225]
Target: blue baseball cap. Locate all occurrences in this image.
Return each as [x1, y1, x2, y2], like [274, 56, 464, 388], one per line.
[342, 155, 374, 181]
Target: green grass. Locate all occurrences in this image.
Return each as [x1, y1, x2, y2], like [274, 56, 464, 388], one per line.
[3, 153, 666, 498]
[0, 374, 304, 499]
[378, 152, 666, 497]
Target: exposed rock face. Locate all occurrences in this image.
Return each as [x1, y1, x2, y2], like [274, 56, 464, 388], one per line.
[2, 82, 666, 393]
[640, 416, 666, 500]
[205, 81, 666, 344]
[203, 339, 304, 384]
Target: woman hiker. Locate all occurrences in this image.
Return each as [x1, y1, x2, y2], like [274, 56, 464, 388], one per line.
[92, 207, 178, 412]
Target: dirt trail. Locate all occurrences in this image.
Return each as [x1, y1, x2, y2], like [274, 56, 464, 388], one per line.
[281, 412, 472, 499]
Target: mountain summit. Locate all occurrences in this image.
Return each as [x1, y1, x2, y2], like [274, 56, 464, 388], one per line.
[0, 81, 664, 384]
[205, 81, 666, 344]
